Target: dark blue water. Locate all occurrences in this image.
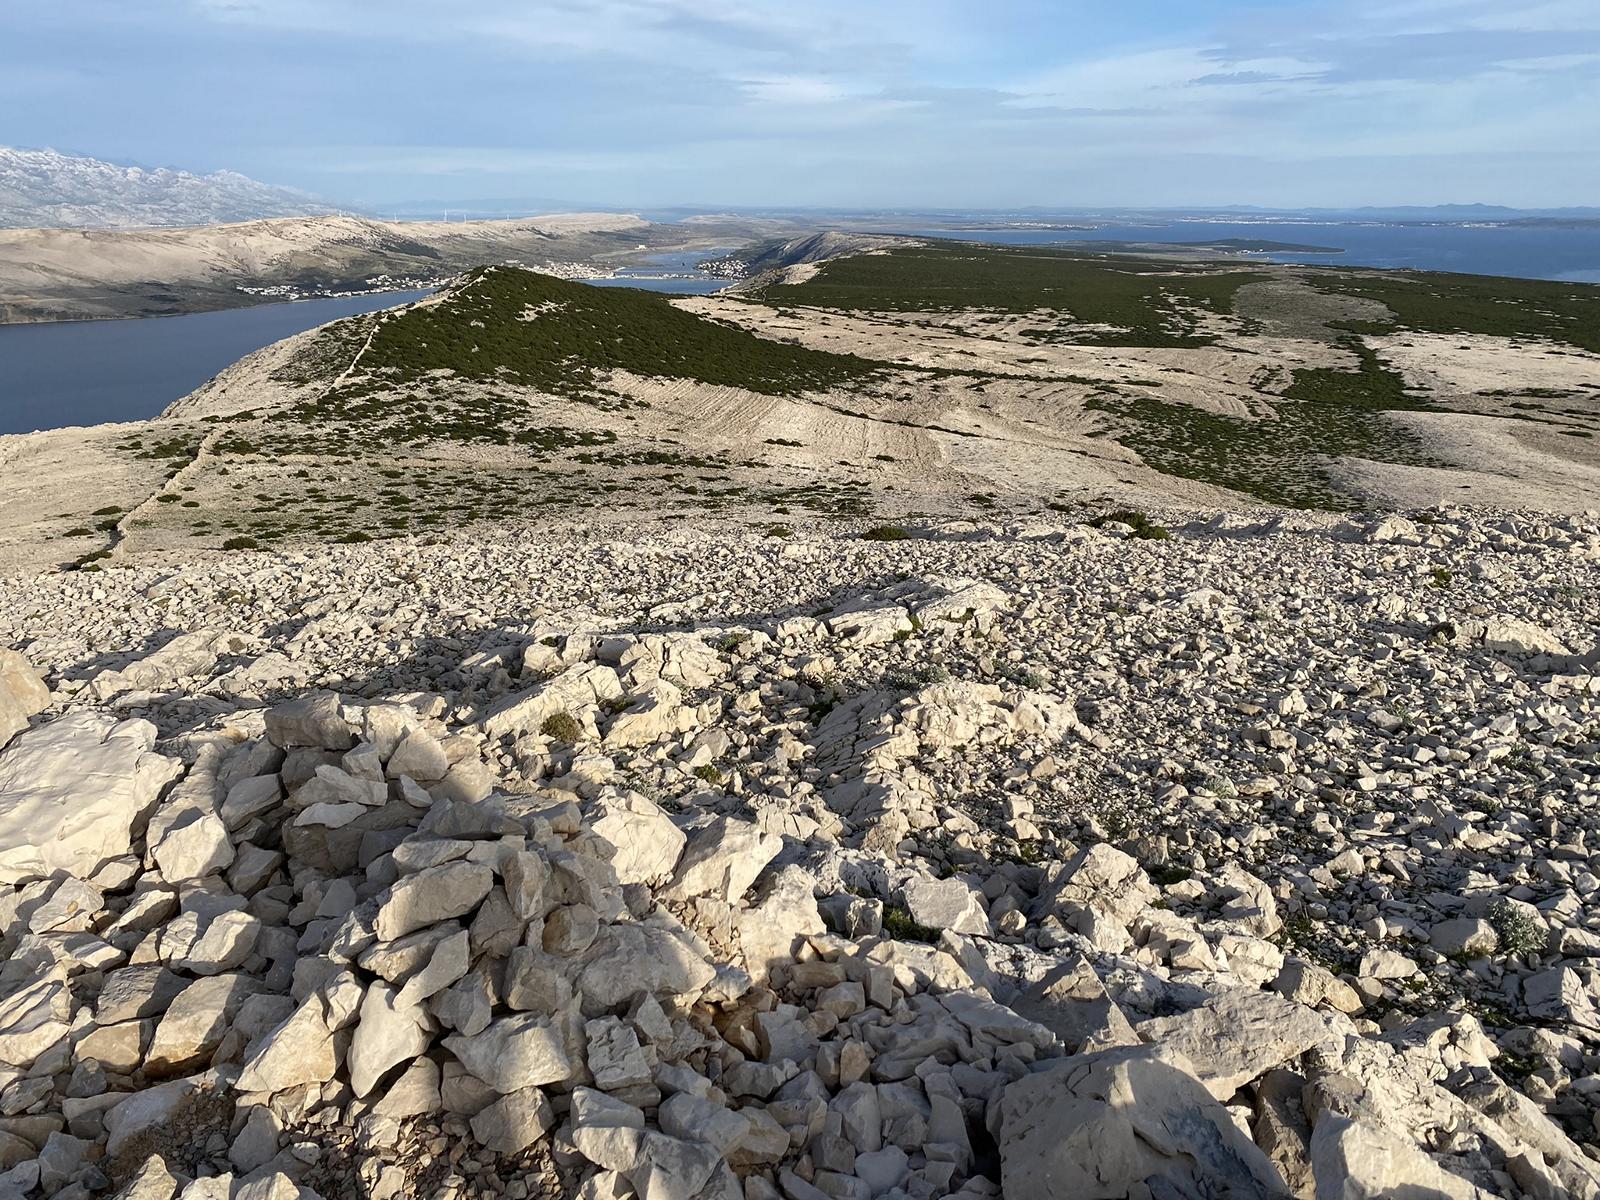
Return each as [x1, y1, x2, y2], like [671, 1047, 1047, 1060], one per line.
[908, 222, 1600, 284]
[1, 262, 731, 436]
[589, 250, 730, 295]
[0, 290, 435, 437]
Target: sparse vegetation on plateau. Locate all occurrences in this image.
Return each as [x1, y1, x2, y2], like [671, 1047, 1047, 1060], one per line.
[349, 266, 888, 400]
[1090, 335, 1441, 509]
[762, 243, 1264, 348]
[1308, 267, 1600, 354]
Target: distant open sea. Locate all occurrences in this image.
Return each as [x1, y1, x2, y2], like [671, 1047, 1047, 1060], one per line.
[906, 220, 1600, 285]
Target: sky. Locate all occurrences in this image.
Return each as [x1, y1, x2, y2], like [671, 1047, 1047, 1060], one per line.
[3, 0, 1598, 211]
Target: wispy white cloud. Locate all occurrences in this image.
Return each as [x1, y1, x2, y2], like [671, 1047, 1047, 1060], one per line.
[1493, 51, 1600, 71]
[738, 77, 850, 106]
[5, 0, 1597, 206]
[178, 0, 934, 66]
[306, 146, 681, 176]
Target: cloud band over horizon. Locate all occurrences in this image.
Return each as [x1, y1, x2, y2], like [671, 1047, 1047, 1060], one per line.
[4, 0, 1597, 209]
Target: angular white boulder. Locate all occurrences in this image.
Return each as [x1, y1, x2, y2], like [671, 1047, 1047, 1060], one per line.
[373, 862, 494, 941]
[1009, 957, 1140, 1054]
[481, 663, 623, 740]
[1135, 989, 1334, 1101]
[264, 690, 353, 750]
[602, 679, 685, 750]
[234, 995, 340, 1095]
[386, 729, 450, 782]
[348, 981, 433, 1098]
[900, 873, 988, 935]
[88, 630, 241, 700]
[0, 713, 182, 885]
[146, 973, 265, 1076]
[576, 924, 718, 1009]
[1309, 1114, 1488, 1199]
[373, 1056, 442, 1120]
[738, 865, 825, 982]
[0, 973, 72, 1068]
[219, 774, 284, 830]
[0, 648, 49, 752]
[105, 1073, 216, 1157]
[1453, 617, 1570, 659]
[150, 809, 235, 883]
[997, 1044, 1290, 1199]
[444, 1013, 574, 1093]
[663, 816, 780, 904]
[1524, 967, 1600, 1032]
[1273, 960, 1364, 1016]
[1430, 917, 1498, 959]
[471, 1087, 555, 1154]
[586, 789, 686, 885]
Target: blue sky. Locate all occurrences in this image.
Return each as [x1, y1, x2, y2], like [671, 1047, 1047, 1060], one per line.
[4, 0, 1597, 209]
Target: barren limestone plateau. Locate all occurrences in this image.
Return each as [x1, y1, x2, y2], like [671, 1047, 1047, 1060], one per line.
[0, 241, 1598, 1200]
[3, 241, 1599, 579]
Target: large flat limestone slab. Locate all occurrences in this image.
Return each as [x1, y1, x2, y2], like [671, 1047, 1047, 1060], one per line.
[0, 712, 182, 883]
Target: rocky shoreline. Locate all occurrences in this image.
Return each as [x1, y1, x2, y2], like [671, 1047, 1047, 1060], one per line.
[0, 510, 1597, 1199]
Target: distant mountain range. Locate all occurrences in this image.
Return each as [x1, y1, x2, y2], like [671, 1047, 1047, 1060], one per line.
[0, 147, 343, 229]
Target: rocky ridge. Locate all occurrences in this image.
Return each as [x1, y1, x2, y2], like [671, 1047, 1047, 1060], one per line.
[0, 147, 338, 230]
[0, 213, 673, 324]
[0, 210, 834, 324]
[0, 509, 1598, 1199]
[703, 234, 912, 285]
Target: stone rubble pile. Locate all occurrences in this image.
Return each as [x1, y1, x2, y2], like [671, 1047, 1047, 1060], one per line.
[0, 507, 1597, 1198]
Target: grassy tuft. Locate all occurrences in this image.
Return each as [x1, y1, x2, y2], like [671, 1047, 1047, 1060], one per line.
[861, 525, 912, 541]
[540, 711, 583, 744]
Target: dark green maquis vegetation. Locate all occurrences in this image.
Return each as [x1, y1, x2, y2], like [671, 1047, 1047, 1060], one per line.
[1306, 268, 1600, 354]
[757, 244, 1264, 348]
[1091, 336, 1439, 509]
[355, 266, 887, 397]
[254, 267, 895, 455]
[1281, 338, 1418, 410]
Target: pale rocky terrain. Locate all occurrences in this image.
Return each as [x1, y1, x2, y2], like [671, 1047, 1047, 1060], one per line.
[2, 237, 1599, 1198]
[0, 213, 797, 323]
[702, 235, 910, 280]
[0, 507, 1598, 1199]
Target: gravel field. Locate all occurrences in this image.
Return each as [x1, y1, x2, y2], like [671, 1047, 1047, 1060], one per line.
[1, 508, 1598, 1198]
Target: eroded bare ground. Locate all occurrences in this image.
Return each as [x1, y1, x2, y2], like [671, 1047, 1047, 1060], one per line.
[0, 425, 206, 577]
[1, 257, 1598, 579]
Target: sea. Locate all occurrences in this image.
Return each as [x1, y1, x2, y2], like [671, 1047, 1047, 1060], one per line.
[0, 291, 433, 438]
[903, 220, 1600, 284]
[591, 250, 732, 295]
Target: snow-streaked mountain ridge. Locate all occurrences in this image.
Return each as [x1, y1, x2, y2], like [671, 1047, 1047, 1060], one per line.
[0, 146, 341, 228]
